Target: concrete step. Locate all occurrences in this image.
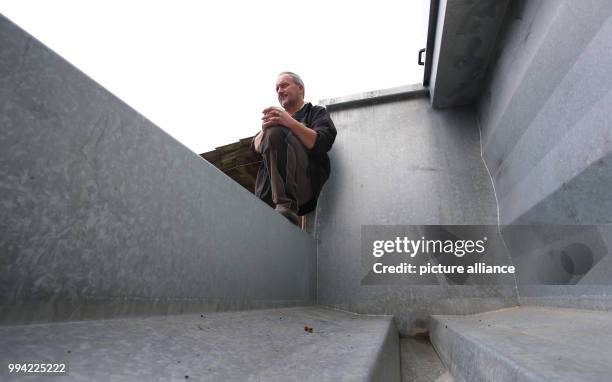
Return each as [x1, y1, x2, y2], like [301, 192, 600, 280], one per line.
[0, 306, 399, 382]
[401, 338, 453, 382]
[431, 306, 612, 382]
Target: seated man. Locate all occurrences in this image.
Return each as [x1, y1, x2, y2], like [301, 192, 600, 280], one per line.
[252, 72, 336, 224]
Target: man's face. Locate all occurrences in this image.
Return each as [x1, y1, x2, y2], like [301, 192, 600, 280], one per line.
[276, 74, 304, 110]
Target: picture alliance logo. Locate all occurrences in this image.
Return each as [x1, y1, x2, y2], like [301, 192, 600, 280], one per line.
[372, 236, 488, 258]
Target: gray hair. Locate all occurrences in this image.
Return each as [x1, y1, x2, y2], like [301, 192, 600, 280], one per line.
[279, 71, 305, 97]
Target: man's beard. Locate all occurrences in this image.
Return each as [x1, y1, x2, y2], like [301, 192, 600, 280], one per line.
[281, 96, 301, 111]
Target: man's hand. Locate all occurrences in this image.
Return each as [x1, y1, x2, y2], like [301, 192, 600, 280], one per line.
[256, 105, 317, 150]
[255, 106, 297, 153]
[262, 106, 297, 129]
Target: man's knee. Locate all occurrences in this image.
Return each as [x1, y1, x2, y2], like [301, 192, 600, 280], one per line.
[261, 126, 289, 151]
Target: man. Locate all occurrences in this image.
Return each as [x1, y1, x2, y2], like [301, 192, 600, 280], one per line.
[252, 72, 336, 224]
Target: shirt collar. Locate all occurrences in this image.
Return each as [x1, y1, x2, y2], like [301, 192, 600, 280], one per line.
[292, 102, 309, 118]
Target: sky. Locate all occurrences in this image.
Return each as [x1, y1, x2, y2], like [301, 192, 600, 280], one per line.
[1, 0, 429, 154]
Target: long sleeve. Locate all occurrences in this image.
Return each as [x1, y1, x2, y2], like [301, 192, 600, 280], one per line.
[307, 107, 337, 158]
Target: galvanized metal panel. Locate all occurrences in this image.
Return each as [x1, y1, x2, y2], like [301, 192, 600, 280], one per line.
[0, 15, 315, 325]
[316, 90, 516, 334]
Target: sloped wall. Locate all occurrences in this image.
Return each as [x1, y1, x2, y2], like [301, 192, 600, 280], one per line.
[478, 0, 612, 225]
[477, 0, 612, 308]
[0, 15, 316, 325]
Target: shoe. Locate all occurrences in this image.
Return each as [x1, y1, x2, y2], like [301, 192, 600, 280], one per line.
[275, 205, 299, 225]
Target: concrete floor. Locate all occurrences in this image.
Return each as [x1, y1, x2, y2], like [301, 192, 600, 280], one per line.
[0, 306, 397, 382]
[432, 306, 612, 382]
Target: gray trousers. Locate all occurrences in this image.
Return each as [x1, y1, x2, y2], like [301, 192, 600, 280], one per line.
[255, 126, 312, 214]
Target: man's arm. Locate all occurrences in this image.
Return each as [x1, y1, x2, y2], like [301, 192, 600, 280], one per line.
[306, 106, 337, 156]
[281, 119, 317, 149]
[262, 107, 317, 149]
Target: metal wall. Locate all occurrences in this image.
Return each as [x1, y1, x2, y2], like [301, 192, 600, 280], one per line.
[0, 15, 316, 325]
[317, 88, 517, 334]
[477, 0, 612, 308]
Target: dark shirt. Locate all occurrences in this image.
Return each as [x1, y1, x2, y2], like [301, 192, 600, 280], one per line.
[293, 102, 336, 186]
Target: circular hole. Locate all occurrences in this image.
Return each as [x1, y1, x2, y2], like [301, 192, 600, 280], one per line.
[561, 243, 593, 275]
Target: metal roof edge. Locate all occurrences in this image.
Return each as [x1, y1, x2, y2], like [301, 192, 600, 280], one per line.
[318, 84, 429, 112]
[423, 0, 440, 87]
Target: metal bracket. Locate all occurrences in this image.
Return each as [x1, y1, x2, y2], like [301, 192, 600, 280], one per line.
[418, 48, 426, 66]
